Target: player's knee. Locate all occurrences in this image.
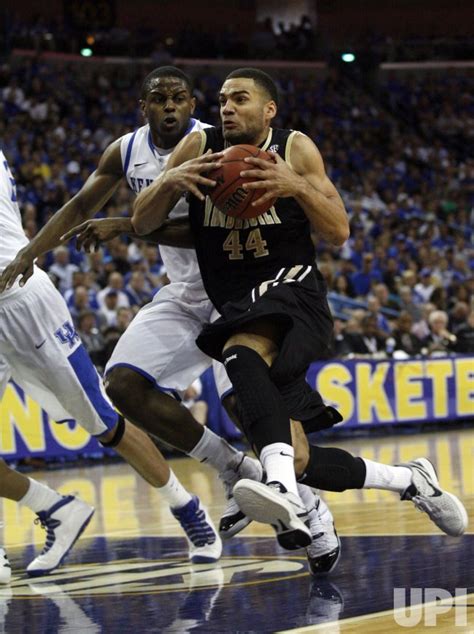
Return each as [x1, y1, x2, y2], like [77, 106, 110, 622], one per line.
[98, 415, 126, 448]
[105, 367, 145, 410]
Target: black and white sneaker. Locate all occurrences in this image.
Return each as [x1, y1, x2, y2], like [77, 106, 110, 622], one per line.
[233, 480, 312, 550]
[0, 549, 11, 584]
[306, 497, 341, 576]
[218, 455, 264, 539]
[399, 458, 468, 536]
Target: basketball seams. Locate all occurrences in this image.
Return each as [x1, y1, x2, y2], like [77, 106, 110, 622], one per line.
[209, 144, 273, 218]
[213, 172, 249, 208]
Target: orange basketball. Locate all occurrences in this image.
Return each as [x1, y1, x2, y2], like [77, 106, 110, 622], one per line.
[208, 144, 276, 218]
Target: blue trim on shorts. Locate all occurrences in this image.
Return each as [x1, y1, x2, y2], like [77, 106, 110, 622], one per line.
[105, 362, 181, 401]
[67, 345, 118, 430]
[123, 130, 138, 174]
[220, 387, 235, 403]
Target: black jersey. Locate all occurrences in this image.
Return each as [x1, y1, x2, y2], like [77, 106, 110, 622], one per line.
[188, 127, 317, 312]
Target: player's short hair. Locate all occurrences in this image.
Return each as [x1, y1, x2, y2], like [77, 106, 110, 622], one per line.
[141, 66, 192, 99]
[225, 67, 278, 104]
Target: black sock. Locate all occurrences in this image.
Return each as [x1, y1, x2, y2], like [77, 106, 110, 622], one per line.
[222, 345, 291, 453]
[299, 445, 366, 491]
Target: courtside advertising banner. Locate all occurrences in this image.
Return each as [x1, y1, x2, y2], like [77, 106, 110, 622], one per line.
[1, 355, 472, 460]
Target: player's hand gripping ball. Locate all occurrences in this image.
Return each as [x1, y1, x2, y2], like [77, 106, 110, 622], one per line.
[208, 144, 277, 218]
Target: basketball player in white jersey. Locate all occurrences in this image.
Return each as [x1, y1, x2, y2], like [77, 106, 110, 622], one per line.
[0, 147, 223, 577]
[0, 67, 341, 575]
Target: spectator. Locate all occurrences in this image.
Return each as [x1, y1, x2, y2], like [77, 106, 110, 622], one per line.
[77, 310, 106, 370]
[98, 291, 120, 327]
[124, 271, 153, 307]
[351, 254, 382, 297]
[344, 314, 387, 356]
[414, 268, 436, 303]
[97, 272, 130, 309]
[116, 306, 134, 333]
[366, 296, 391, 333]
[48, 246, 79, 295]
[398, 285, 423, 321]
[449, 301, 470, 332]
[69, 285, 98, 326]
[372, 282, 400, 313]
[331, 318, 352, 357]
[454, 311, 474, 353]
[392, 311, 423, 356]
[423, 310, 458, 355]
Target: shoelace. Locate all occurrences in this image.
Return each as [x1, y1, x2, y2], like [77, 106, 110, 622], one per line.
[175, 504, 216, 547]
[34, 514, 61, 554]
[412, 496, 442, 518]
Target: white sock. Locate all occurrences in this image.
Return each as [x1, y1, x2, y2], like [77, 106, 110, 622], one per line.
[362, 459, 413, 493]
[260, 443, 298, 495]
[189, 426, 241, 473]
[159, 469, 193, 510]
[19, 478, 63, 514]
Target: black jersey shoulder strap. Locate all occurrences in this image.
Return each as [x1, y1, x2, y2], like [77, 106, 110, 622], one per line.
[202, 127, 225, 153]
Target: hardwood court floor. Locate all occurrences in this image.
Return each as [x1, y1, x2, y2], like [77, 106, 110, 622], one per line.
[1, 427, 473, 633]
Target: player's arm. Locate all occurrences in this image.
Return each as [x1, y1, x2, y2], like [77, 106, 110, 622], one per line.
[132, 131, 223, 235]
[240, 132, 350, 246]
[0, 140, 123, 292]
[61, 216, 195, 252]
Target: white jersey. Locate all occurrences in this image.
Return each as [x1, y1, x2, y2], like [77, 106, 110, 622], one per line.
[0, 149, 29, 300]
[120, 119, 210, 288]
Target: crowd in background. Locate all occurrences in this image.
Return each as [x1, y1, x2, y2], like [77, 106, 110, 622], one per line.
[1, 55, 473, 373]
[3, 12, 474, 63]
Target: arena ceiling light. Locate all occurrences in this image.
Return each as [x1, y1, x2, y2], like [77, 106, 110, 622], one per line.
[341, 52, 356, 63]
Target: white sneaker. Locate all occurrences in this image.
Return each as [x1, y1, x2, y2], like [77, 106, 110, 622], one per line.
[233, 480, 312, 550]
[171, 496, 222, 563]
[306, 497, 341, 576]
[399, 458, 468, 536]
[26, 495, 95, 577]
[218, 454, 264, 539]
[0, 549, 11, 584]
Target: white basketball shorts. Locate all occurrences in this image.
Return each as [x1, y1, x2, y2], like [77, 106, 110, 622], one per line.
[0, 269, 118, 436]
[106, 281, 233, 399]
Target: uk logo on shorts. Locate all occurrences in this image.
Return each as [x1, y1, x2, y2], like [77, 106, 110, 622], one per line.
[54, 321, 80, 348]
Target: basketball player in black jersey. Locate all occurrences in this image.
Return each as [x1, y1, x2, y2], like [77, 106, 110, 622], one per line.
[133, 67, 468, 549]
[133, 67, 351, 549]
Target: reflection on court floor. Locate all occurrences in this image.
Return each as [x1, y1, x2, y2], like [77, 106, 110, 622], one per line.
[1, 429, 473, 632]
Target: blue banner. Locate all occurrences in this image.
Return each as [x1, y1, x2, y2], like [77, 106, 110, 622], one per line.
[306, 355, 474, 427]
[1, 356, 472, 460]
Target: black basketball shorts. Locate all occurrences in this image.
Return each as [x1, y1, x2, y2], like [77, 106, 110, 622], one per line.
[196, 267, 333, 389]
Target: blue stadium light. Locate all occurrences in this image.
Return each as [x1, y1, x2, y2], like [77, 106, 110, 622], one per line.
[341, 53, 355, 63]
[80, 48, 93, 57]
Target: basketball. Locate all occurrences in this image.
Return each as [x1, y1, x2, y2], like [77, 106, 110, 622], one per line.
[208, 144, 277, 218]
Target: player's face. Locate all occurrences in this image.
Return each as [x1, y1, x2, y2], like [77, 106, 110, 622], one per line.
[219, 78, 276, 145]
[141, 78, 196, 148]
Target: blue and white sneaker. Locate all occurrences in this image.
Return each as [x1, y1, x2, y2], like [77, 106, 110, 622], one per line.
[0, 549, 11, 584]
[27, 495, 95, 577]
[172, 496, 222, 563]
